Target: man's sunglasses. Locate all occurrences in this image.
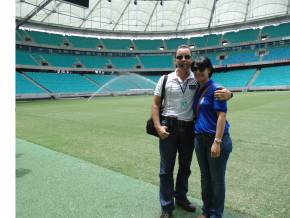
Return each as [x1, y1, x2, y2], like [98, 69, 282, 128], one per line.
[176, 55, 191, 60]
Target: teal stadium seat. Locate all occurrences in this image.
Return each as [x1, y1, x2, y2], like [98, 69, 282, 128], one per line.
[79, 55, 109, 69]
[134, 39, 164, 50]
[27, 72, 99, 93]
[16, 29, 30, 42]
[101, 38, 132, 50]
[212, 69, 256, 87]
[189, 34, 221, 48]
[222, 50, 259, 65]
[41, 53, 77, 68]
[27, 30, 65, 46]
[261, 22, 290, 39]
[16, 49, 39, 66]
[165, 38, 189, 50]
[145, 75, 161, 83]
[16, 72, 45, 94]
[263, 46, 290, 61]
[253, 65, 290, 86]
[110, 57, 139, 69]
[68, 35, 101, 49]
[223, 29, 259, 44]
[84, 74, 116, 87]
[139, 54, 174, 69]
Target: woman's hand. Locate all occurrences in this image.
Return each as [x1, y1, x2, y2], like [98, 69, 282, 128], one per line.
[211, 141, 221, 158]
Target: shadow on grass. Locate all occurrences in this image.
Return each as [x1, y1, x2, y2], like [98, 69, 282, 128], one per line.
[16, 168, 31, 178]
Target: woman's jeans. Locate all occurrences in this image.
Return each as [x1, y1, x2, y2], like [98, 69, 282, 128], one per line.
[195, 133, 232, 218]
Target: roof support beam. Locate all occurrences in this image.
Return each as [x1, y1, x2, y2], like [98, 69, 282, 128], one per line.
[144, 0, 159, 32]
[113, 0, 132, 31]
[41, 1, 62, 22]
[244, 0, 251, 22]
[16, 0, 53, 29]
[175, 0, 188, 32]
[287, 0, 290, 15]
[208, 0, 218, 29]
[79, 0, 102, 27]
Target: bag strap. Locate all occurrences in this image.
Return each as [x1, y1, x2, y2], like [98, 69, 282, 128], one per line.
[195, 85, 212, 119]
[159, 75, 168, 113]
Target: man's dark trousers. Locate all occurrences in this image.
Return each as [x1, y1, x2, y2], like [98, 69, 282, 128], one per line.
[159, 117, 195, 212]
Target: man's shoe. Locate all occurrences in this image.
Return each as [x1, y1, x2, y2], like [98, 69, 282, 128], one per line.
[160, 211, 172, 218]
[175, 198, 196, 212]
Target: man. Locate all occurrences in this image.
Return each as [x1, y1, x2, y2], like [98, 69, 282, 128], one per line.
[151, 45, 232, 218]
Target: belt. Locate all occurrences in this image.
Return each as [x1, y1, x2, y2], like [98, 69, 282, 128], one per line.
[163, 116, 194, 127]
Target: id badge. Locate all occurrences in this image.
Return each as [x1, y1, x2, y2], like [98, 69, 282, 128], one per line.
[189, 84, 197, 90]
[180, 99, 188, 110]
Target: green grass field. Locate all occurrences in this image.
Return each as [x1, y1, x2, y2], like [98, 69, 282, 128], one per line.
[16, 91, 290, 218]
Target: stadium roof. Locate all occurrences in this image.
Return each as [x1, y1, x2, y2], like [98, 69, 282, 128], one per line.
[16, 0, 290, 36]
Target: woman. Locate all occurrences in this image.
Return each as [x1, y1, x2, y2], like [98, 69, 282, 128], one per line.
[192, 56, 232, 218]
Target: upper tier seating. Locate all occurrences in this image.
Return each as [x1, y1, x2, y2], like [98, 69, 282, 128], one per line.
[28, 30, 65, 46]
[189, 34, 221, 48]
[261, 22, 290, 39]
[101, 38, 133, 50]
[133, 39, 164, 50]
[67, 35, 101, 49]
[222, 29, 259, 44]
[165, 38, 188, 50]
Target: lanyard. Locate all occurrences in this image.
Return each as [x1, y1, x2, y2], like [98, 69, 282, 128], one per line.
[177, 79, 189, 95]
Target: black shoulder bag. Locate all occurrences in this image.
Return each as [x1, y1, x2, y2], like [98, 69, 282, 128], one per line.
[146, 75, 168, 137]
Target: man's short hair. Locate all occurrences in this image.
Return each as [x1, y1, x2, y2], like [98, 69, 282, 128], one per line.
[176, 44, 192, 54]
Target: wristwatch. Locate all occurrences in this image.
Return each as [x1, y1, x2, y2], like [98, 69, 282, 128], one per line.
[214, 138, 222, 143]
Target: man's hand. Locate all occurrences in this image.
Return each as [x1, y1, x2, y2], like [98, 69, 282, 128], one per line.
[157, 126, 170, 140]
[214, 87, 232, 101]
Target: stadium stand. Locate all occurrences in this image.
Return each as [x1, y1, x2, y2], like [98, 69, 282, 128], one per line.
[133, 39, 164, 51]
[27, 30, 65, 46]
[252, 65, 290, 87]
[188, 34, 221, 48]
[16, 49, 39, 66]
[110, 57, 139, 69]
[212, 69, 256, 88]
[101, 38, 132, 50]
[67, 35, 101, 49]
[263, 46, 290, 61]
[78, 55, 109, 69]
[222, 29, 259, 44]
[16, 72, 46, 94]
[261, 22, 290, 39]
[165, 38, 189, 50]
[138, 54, 174, 69]
[26, 72, 99, 93]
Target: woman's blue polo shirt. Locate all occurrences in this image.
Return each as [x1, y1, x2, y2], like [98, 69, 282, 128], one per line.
[193, 79, 230, 134]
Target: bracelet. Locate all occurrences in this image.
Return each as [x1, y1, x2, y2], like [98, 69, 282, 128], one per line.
[214, 138, 222, 143]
